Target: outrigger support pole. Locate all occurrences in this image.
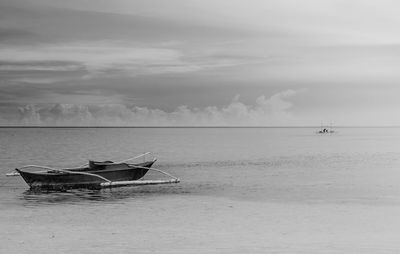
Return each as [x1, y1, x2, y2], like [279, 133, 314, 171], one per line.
[100, 165, 180, 188]
[133, 165, 180, 181]
[116, 152, 152, 164]
[100, 178, 179, 188]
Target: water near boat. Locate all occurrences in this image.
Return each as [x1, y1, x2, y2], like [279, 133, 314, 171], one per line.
[2, 127, 400, 253]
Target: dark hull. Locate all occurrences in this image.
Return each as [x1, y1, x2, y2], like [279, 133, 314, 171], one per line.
[16, 161, 155, 190]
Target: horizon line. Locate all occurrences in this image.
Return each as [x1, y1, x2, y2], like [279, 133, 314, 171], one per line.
[1, 125, 400, 128]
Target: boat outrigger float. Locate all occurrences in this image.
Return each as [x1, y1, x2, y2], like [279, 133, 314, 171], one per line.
[10, 152, 180, 190]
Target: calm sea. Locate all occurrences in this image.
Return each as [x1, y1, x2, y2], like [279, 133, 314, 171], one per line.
[1, 127, 400, 253]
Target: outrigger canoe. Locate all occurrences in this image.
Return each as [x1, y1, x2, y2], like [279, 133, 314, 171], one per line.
[13, 153, 180, 190]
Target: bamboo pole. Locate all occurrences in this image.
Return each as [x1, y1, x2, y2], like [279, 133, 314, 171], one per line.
[100, 178, 180, 188]
[132, 165, 180, 181]
[99, 165, 180, 188]
[116, 152, 152, 164]
[6, 172, 20, 177]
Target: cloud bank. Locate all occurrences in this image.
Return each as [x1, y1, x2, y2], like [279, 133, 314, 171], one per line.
[12, 90, 298, 126]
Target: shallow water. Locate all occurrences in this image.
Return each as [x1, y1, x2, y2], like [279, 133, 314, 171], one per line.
[2, 127, 400, 253]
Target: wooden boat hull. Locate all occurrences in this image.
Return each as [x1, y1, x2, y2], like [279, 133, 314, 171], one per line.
[16, 161, 155, 190]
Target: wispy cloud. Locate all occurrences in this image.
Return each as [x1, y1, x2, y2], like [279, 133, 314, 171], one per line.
[10, 77, 74, 84]
[0, 63, 82, 72]
[0, 42, 258, 84]
[0, 43, 180, 72]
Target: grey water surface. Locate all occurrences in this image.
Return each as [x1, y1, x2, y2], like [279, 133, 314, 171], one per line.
[1, 127, 400, 253]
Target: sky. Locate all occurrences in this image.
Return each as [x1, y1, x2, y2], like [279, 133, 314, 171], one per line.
[1, 0, 400, 126]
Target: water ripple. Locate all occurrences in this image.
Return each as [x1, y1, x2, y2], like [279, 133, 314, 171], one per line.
[19, 184, 189, 207]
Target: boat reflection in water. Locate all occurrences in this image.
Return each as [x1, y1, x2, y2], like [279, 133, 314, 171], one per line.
[20, 183, 186, 206]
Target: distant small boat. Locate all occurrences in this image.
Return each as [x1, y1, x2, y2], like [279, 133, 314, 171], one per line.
[317, 128, 335, 134]
[13, 153, 180, 190]
[316, 123, 335, 134]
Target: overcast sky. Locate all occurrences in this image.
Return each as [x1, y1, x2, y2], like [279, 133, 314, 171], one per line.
[1, 0, 400, 126]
